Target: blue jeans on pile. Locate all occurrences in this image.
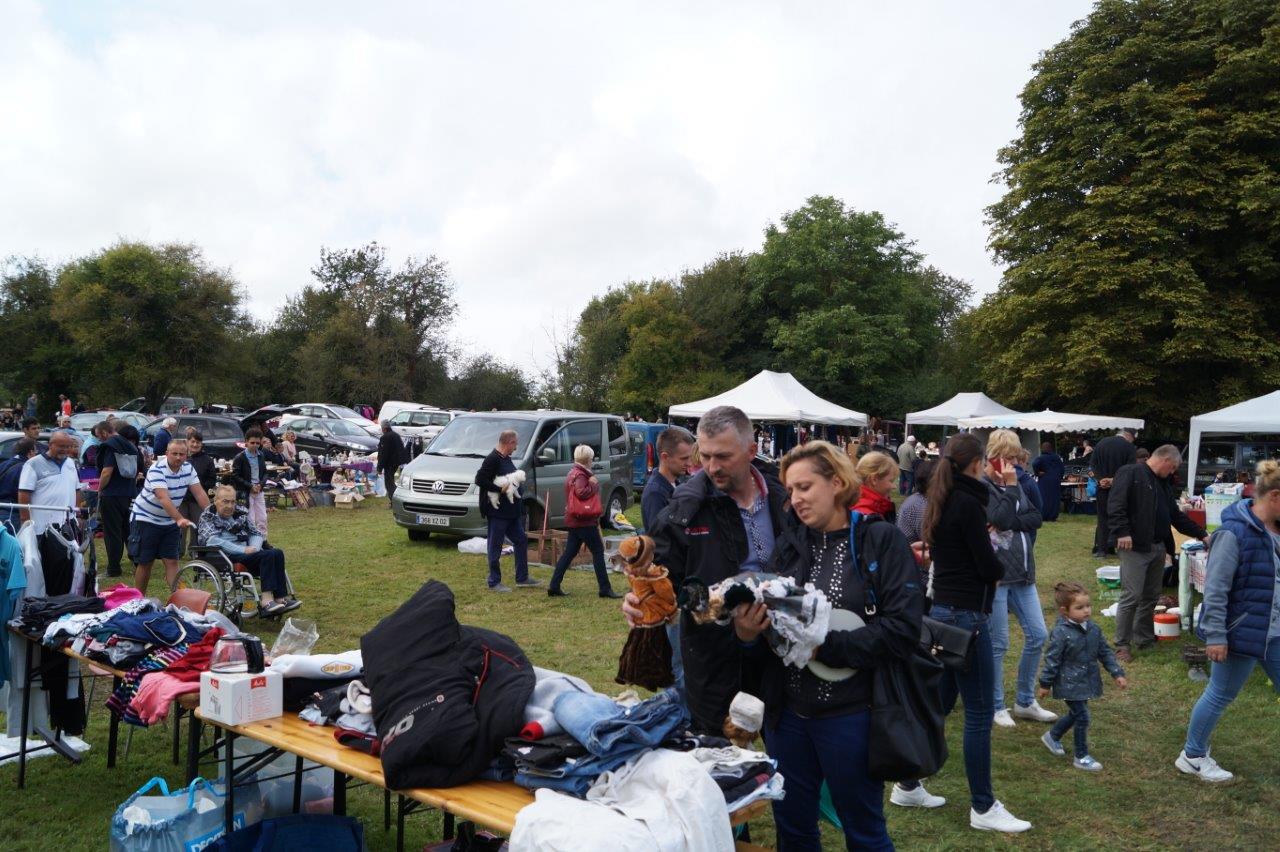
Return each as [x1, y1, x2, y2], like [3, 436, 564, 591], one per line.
[989, 582, 1048, 711]
[1183, 642, 1280, 759]
[1048, 700, 1090, 758]
[486, 515, 529, 587]
[553, 687, 687, 756]
[931, 604, 995, 814]
[765, 709, 891, 851]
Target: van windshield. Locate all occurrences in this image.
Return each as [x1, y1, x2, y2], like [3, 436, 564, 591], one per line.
[426, 417, 535, 458]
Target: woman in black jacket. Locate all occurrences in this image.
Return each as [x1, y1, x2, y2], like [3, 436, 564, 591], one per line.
[735, 441, 921, 850]
[921, 433, 1030, 834]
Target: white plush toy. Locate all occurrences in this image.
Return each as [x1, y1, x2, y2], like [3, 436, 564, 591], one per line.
[490, 469, 526, 510]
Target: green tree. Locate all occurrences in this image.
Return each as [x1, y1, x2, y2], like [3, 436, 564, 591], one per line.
[51, 242, 248, 413]
[983, 0, 1280, 429]
[446, 355, 534, 411]
[749, 196, 972, 417]
[0, 257, 88, 416]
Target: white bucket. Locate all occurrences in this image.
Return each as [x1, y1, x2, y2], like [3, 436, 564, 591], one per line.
[1154, 613, 1181, 640]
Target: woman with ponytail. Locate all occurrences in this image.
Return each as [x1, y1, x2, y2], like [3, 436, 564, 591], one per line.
[921, 433, 1032, 834]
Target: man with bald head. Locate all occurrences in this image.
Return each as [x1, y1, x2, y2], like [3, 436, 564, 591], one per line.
[18, 431, 81, 533]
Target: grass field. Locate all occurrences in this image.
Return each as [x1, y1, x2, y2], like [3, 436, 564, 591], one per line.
[2, 500, 1278, 850]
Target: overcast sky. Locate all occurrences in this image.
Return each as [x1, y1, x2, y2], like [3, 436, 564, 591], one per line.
[1, 0, 1094, 373]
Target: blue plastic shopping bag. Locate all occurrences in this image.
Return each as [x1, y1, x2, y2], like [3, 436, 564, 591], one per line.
[110, 776, 262, 852]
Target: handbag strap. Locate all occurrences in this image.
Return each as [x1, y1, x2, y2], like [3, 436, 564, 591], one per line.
[847, 511, 879, 617]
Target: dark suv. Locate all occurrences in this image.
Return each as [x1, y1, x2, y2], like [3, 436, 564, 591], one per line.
[143, 414, 245, 460]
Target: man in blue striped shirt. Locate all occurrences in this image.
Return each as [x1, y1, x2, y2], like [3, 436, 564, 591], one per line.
[130, 438, 211, 592]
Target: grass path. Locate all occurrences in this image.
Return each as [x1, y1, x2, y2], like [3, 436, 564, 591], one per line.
[2, 501, 1277, 849]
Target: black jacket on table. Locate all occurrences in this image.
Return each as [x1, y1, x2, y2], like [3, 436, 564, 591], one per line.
[377, 430, 405, 474]
[1090, 435, 1136, 481]
[230, 451, 268, 499]
[1107, 462, 1206, 551]
[752, 515, 923, 729]
[928, 473, 1005, 613]
[475, 449, 523, 520]
[361, 580, 535, 789]
[650, 461, 792, 733]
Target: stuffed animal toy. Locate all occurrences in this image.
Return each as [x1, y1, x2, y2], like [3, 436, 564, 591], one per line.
[490, 469, 526, 511]
[722, 692, 765, 748]
[615, 535, 677, 691]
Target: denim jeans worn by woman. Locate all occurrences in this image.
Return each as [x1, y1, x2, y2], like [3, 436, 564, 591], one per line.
[1184, 644, 1280, 759]
[548, 525, 612, 595]
[990, 582, 1049, 712]
[930, 604, 996, 814]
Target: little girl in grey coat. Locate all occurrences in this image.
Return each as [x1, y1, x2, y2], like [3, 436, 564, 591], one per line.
[1038, 582, 1128, 771]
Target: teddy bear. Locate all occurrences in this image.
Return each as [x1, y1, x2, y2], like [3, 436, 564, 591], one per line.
[614, 534, 677, 691]
[490, 469, 526, 511]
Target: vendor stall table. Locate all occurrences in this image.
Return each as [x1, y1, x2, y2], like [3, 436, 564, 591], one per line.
[194, 709, 770, 851]
[5, 626, 125, 788]
[314, 461, 375, 484]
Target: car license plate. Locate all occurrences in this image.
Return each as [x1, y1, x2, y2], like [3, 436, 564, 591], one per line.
[416, 514, 450, 527]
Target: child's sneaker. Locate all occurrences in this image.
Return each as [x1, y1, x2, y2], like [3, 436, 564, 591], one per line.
[1073, 755, 1103, 772]
[970, 800, 1032, 833]
[1176, 750, 1234, 783]
[993, 709, 1016, 728]
[1041, 731, 1066, 757]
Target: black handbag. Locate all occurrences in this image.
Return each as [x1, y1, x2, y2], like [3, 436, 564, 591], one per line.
[849, 514, 950, 781]
[920, 615, 976, 671]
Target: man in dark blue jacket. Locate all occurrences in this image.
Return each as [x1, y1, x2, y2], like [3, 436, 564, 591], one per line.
[475, 429, 541, 592]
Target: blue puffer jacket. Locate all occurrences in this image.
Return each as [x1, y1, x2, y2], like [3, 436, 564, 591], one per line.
[1039, 616, 1125, 700]
[1197, 499, 1279, 659]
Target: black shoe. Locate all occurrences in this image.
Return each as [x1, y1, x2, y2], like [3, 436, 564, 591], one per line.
[106, 570, 122, 578]
[547, 588, 568, 597]
[598, 589, 622, 599]
[1091, 551, 1107, 558]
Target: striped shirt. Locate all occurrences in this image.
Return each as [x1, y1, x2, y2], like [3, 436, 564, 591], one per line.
[131, 459, 199, 526]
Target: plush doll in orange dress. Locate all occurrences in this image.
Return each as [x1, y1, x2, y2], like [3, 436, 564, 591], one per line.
[615, 535, 677, 690]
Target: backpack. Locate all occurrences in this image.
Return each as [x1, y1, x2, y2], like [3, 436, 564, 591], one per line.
[111, 443, 139, 479]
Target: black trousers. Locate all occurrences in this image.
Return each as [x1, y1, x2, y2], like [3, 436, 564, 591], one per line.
[383, 469, 397, 506]
[1093, 487, 1113, 554]
[100, 494, 133, 575]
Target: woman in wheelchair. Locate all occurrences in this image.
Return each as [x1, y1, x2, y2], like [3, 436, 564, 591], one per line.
[198, 485, 300, 616]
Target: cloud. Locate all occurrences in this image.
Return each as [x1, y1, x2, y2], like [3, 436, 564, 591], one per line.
[0, 0, 1093, 377]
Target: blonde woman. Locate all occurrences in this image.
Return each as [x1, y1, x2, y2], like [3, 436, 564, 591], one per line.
[547, 444, 620, 598]
[853, 449, 899, 523]
[983, 429, 1053, 729]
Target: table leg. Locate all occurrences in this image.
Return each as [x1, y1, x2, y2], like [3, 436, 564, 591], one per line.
[17, 636, 33, 788]
[292, 755, 303, 813]
[384, 788, 391, 831]
[223, 730, 237, 837]
[186, 712, 203, 783]
[444, 812, 455, 840]
[107, 675, 122, 769]
[172, 704, 182, 765]
[333, 769, 347, 816]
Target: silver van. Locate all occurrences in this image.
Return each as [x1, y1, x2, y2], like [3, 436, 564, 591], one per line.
[392, 411, 635, 540]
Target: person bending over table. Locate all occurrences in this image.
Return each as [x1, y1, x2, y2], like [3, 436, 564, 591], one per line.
[198, 485, 300, 616]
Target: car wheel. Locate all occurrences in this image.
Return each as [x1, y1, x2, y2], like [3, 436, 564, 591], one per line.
[604, 490, 626, 526]
[408, 528, 431, 542]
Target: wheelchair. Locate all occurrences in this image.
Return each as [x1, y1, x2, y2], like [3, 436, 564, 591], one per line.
[171, 545, 296, 626]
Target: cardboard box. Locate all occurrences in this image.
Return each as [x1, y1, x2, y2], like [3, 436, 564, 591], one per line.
[200, 669, 283, 726]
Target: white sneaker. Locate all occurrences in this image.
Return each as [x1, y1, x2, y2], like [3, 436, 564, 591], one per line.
[890, 783, 946, 808]
[1012, 700, 1059, 723]
[970, 800, 1032, 833]
[993, 709, 1016, 728]
[1176, 750, 1235, 783]
[1074, 755, 1103, 772]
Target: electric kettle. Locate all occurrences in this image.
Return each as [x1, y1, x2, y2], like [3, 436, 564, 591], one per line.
[210, 635, 265, 674]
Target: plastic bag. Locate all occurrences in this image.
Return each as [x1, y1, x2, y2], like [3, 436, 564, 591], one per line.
[457, 537, 488, 555]
[270, 618, 319, 659]
[110, 776, 262, 852]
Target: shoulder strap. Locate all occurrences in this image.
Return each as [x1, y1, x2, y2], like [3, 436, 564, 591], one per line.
[848, 511, 882, 617]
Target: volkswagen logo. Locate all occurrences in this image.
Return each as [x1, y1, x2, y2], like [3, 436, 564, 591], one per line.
[431, 480, 446, 494]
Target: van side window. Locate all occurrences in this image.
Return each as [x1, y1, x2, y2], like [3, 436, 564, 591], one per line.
[541, 420, 602, 464]
[607, 419, 626, 456]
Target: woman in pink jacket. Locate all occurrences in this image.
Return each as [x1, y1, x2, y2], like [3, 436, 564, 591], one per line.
[547, 444, 621, 599]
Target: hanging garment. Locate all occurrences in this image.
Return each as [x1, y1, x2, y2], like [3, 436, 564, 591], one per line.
[33, 524, 86, 734]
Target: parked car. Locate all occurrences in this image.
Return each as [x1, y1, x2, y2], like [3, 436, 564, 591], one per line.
[0, 430, 24, 458]
[119, 396, 197, 416]
[204, 403, 246, 415]
[377, 400, 430, 425]
[624, 421, 669, 487]
[287, 417, 381, 456]
[392, 411, 635, 541]
[388, 408, 462, 443]
[279, 403, 380, 437]
[142, 414, 245, 460]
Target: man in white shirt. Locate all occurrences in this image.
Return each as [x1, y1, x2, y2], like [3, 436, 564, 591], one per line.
[130, 438, 211, 592]
[17, 431, 80, 532]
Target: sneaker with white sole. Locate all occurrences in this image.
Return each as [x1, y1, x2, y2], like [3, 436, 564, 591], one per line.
[890, 783, 946, 808]
[1012, 700, 1059, 723]
[1074, 755, 1103, 772]
[1176, 750, 1234, 783]
[993, 709, 1016, 728]
[970, 800, 1032, 833]
[1041, 731, 1065, 757]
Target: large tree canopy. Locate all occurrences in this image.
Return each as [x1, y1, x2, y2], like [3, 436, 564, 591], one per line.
[981, 0, 1280, 428]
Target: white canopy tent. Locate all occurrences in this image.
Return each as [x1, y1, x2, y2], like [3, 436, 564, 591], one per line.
[957, 409, 1145, 433]
[1186, 390, 1280, 495]
[668, 370, 868, 426]
[905, 393, 1020, 430]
